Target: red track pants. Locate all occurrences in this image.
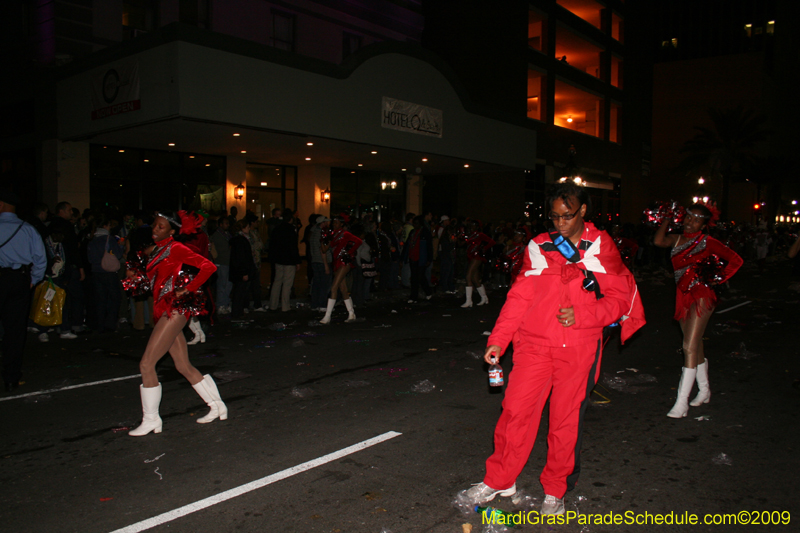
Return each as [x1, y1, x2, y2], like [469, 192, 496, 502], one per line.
[484, 338, 602, 498]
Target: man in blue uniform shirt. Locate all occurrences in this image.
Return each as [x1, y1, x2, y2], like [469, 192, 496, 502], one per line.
[0, 190, 47, 392]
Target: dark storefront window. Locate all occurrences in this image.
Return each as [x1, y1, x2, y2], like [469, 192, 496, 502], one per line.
[90, 145, 225, 217]
[245, 163, 297, 221]
[523, 166, 547, 224]
[330, 168, 406, 222]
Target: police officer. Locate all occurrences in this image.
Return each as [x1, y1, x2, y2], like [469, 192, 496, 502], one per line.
[0, 190, 47, 392]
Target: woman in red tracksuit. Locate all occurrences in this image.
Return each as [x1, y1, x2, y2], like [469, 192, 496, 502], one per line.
[654, 203, 742, 418]
[460, 183, 645, 515]
[461, 221, 495, 307]
[320, 217, 362, 324]
[128, 212, 226, 437]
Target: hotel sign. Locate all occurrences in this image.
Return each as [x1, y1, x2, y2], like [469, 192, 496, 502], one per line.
[382, 97, 442, 138]
[91, 60, 141, 120]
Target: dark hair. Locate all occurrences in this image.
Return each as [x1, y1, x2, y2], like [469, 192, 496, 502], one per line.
[546, 181, 591, 215]
[32, 202, 48, 216]
[308, 213, 318, 226]
[54, 201, 70, 215]
[231, 220, 246, 234]
[244, 212, 258, 225]
[156, 211, 182, 232]
[350, 223, 364, 237]
[688, 204, 713, 219]
[271, 207, 281, 216]
[282, 208, 294, 221]
[95, 214, 110, 228]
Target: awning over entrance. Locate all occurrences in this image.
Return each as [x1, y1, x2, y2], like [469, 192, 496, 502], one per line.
[57, 23, 537, 175]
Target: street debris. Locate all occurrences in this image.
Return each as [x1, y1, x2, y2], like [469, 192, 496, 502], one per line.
[411, 379, 436, 393]
[290, 386, 313, 398]
[712, 453, 733, 466]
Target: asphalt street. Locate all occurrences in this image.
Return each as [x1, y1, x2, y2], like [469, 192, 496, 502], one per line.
[2, 257, 799, 533]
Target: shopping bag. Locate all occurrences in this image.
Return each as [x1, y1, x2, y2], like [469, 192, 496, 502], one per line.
[30, 277, 66, 326]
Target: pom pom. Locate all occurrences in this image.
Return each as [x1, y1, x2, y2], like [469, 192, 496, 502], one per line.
[178, 210, 203, 235]
[642, 200, 685, 232]
[320, 228, 333, 245]
[122, 251, 152, 297]
[171, 270, 209, 317]
[691, 254, 729, 288]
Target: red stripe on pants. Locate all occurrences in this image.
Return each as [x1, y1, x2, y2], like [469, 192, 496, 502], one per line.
[484, 339, 602, 498]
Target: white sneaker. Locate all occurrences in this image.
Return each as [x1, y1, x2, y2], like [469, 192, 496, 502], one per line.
[461, 482, 516, 505]
[243, 308, 249, 314]
[27, 327, 39, 333]
[119, 317, 128, 323]
[541, 494, 565, 515]
[254, 306, 268, 312]
[60, 332, 78, 340]
[38, 332, 49, 343]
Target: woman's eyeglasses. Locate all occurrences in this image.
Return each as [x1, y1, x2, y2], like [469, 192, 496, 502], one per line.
[549, 209, 580, 222]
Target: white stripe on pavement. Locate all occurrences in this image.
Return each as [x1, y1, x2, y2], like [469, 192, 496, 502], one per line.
[0, 374, 142, 402]
[109, 431, 403, 533]
[715, 300, 751, 314]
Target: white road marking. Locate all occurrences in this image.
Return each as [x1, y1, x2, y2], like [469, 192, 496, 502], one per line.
[0, 374, 142, 402]
[715, 300, 752, 314]
[109, 431, 403, 533]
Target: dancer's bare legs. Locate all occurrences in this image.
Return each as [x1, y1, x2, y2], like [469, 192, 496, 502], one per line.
[466, 259, 481, 289]
[330, 265, 351, 301]
[679, 299, 714, 369]
[139, 313, 203, 387]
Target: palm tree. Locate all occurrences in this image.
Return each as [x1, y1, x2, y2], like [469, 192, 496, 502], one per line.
[678, 106, 770, 219]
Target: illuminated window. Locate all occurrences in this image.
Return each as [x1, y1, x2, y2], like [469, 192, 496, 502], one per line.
[527, 69, 546, 121]
[557, 0, 602, 29]
[528, 9, 546, 52]
[609, 102, 621, 144]
[611, 12, 623, 43]
[767, 20, 775, 35]
[555, 25, 603, 80]
[554, 80, 603, 139]
[610, 54, 622, 88]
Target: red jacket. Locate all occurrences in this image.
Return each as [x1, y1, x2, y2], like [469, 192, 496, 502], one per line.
[488, 223, 645, 351]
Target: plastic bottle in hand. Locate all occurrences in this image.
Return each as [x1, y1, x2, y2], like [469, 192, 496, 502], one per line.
[488, 356, 504, 387]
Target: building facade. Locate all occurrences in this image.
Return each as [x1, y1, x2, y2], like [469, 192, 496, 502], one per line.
[1, 0, 539, 231]
[423, 0, 652, 225]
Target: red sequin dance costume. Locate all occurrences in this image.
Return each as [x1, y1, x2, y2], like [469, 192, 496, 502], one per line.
[670, 231, 742, 321]
[466, 232, 496, 262]
[147, 237, 216, 322]
[330, 228, 363, 271]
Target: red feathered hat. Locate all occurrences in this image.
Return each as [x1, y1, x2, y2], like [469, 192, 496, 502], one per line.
[178, 210, 204, 235]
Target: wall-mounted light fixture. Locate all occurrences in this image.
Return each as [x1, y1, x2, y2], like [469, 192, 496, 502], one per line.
[321, 188, 331, 203]
[235, 183, 245, 199]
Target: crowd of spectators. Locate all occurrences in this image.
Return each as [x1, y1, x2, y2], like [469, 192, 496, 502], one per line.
[19, 198, 800, 342]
